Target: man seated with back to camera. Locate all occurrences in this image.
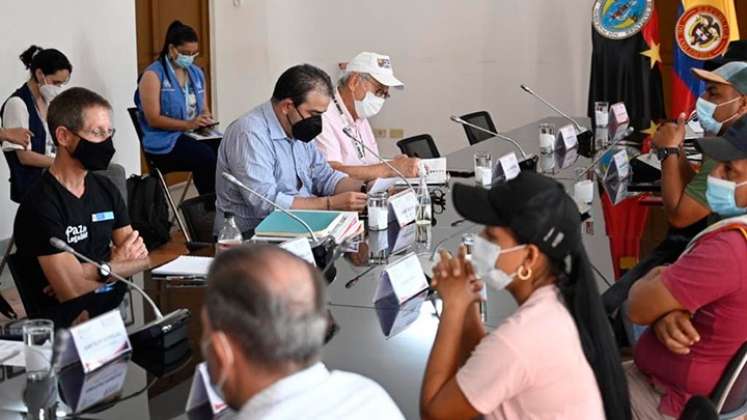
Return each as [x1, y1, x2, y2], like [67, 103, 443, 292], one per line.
[200, 244, 404, 419]
[625, 115, 747, 419]
[602, 55, 747, 344]
[214, 64, 367, 237]
[13, 87, 149, 328]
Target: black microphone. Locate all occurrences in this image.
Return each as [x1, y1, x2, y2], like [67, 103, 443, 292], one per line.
[220, 172, 338, 281]
[520, 84, 594, 150]
[449, 115, 538, 172]
[48, 238, 190, 350]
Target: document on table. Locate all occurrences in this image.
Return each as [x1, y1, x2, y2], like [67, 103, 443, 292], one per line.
[0, 340, 25, 367]
[152, 256, 214, 277]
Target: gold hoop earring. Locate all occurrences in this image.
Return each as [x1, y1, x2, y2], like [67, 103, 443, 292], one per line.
[517, 265, 532, 281]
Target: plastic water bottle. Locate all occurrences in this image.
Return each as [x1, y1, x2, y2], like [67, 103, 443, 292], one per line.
[216, 212, 242, 254]
[416, 162, 432, 225]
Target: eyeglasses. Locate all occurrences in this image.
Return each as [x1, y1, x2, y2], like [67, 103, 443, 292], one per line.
[77, 128, 116, 139]
[362, 75, 390, 99]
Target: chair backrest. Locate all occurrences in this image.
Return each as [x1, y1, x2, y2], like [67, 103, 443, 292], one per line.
[711, 341, 747, 416]
[460, 110, 498, 145]
[179, 193, 217, 243]
[93, 163, 128, 203]
[7, 253, 52, 318]
[396, 134, 440, 159]
[680, 396, 719, 420]
[127, 107, 145, 143]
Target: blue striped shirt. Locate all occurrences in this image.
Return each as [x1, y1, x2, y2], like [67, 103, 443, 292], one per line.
[215, 100, 347, 234]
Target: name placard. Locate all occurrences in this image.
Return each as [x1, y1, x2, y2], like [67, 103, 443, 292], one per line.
[279, 237, 316, 265]
[611, 149, 630, 179]
[186, 362, 228, 414]
[373, 253, 429, 304]
[388, 190, 418, 227]
[611, 102, 629, 126]
[556, 124, 578, 151]
[59, 310, 132, 373]
[493, 152, 521, 182]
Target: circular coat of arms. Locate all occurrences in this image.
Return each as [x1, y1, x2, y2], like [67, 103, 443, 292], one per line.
[676, 5, 730, 60]
[592, 0, 654, 40]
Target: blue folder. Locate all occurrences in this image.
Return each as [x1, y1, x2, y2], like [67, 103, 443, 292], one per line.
[254, 210, 342, 238]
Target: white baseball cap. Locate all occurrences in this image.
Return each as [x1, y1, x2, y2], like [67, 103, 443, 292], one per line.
[345, 52, 404, 89]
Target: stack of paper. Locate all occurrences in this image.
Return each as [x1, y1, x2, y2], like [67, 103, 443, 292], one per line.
[152, 256, 214, 277]
[254, 210, 362, 244]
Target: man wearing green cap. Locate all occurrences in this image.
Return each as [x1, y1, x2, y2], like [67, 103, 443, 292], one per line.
[626, 115, 747, 419]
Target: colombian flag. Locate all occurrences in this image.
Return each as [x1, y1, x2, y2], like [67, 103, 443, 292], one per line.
[671, 0, 740, 118]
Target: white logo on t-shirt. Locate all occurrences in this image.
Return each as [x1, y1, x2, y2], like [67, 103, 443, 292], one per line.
[65, 225, 88, 244]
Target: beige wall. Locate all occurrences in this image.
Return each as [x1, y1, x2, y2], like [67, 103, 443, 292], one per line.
[210, 0, 593, 157]
[0, 0, 140, 239]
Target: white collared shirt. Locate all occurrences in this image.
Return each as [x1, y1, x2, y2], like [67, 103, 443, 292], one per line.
[236, 362, 404, 420]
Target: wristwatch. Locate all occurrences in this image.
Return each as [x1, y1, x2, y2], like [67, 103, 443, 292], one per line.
[656, 147, 680, 162]
[98, 262, 112, 283]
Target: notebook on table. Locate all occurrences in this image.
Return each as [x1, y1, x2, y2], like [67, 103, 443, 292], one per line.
[254, 210, 344, 239]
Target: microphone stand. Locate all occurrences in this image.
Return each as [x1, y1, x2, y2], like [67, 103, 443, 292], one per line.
[49, 238, 191, 349]
[221, 172, 338, 282]
[449, 116, 538, 172]
[519, 84, 594, 151]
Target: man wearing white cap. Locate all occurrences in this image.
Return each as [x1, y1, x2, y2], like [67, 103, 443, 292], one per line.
[314, 52, 420, 181]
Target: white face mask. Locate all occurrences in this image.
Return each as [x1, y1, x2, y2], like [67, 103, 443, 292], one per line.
[354, 91, 385, 120]
[202, 333, 233, 402]
[470, 235, 526, 290]
[39, 83, 62, 103]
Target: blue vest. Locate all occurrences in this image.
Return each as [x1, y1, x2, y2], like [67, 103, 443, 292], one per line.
[1, 84, 47, 203]
[134, 58, 206, 155]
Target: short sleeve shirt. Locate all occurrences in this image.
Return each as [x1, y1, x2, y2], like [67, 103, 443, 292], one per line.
[634, 229, 747, 417]
[456, 285, 605, 420]
[313, 91, 380, 166]
[684, 158, 717, 208]
[14, 171, 130, 301]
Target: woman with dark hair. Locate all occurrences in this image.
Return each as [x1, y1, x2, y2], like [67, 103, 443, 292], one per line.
[135, 20, 219, 195]
[2, 45, 71, 202]
[420, 171, 630, 420]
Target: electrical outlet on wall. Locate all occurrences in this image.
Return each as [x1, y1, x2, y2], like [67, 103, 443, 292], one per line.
[389, 129, 404, 139]
[372, 128, 387, 138]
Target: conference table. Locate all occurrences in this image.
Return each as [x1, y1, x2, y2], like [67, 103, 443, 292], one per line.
[0, 117, 648, 419]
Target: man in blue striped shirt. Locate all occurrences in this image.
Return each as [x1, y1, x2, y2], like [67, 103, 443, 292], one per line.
[214, 64, 367, 236]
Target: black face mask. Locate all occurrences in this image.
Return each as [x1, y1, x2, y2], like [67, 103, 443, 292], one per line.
[288, 106, 323, 142]
[72, 135, 115, 171]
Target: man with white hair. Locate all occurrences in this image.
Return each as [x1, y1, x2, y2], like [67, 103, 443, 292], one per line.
[314, 52, 420, 181]
[200, 244, 404, 419]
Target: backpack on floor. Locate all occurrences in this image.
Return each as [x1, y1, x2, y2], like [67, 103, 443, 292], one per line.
[126, 174, 171, 250]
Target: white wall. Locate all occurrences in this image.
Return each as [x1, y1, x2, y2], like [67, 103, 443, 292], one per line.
[210, 0, 592, 157]
[0, 0, 140, 239]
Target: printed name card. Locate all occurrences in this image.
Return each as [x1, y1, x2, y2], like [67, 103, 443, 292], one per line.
[59, 310, 132, 373]
[556, 124, 578, 151]
[493, 152, 521, 182]
[611, 149, 630, 179]
[611, 102, 629, 125]
[373, 253, 429, 304]
[279, 237, 316, 265]
[388, 189, 418, 227]
[186, 362, 228, 414]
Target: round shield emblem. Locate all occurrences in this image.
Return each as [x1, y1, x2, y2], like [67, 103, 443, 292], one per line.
[592, 0, 654, 40]
[676, 5, 730, 60]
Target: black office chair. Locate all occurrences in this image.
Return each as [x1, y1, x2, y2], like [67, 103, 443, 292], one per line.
[127, 107, 191, 242]
[396, 134, 440, 159]
[7, 253, 51, 319]
[710, 341, 747, 418]
[459, 110, 498, 145]
[680, 396, 719, 420]
[179, 193, 217, 249]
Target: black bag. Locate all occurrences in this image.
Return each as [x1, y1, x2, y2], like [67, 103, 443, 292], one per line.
[126, 174, 171, 250]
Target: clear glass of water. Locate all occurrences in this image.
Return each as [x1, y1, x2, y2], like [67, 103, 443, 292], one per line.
[23, 319, 54, 381]
[538, 123, 556, 154]
[473, 152, 493, 187]
[594, 101, 609, 127]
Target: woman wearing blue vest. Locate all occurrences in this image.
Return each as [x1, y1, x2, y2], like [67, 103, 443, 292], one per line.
[1, 45, 71, 203]
[135, 20, 218, 195]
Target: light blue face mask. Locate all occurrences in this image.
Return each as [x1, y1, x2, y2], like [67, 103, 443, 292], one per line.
[706, 175, 747, 216]
[174, 52, 195, 69]
[696, 96, 740, 135]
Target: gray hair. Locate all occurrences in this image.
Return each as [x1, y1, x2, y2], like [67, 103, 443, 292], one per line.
[205, 244, 328, 369]
[338, 71, 371, 88]
[47, 87, 112, 146]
